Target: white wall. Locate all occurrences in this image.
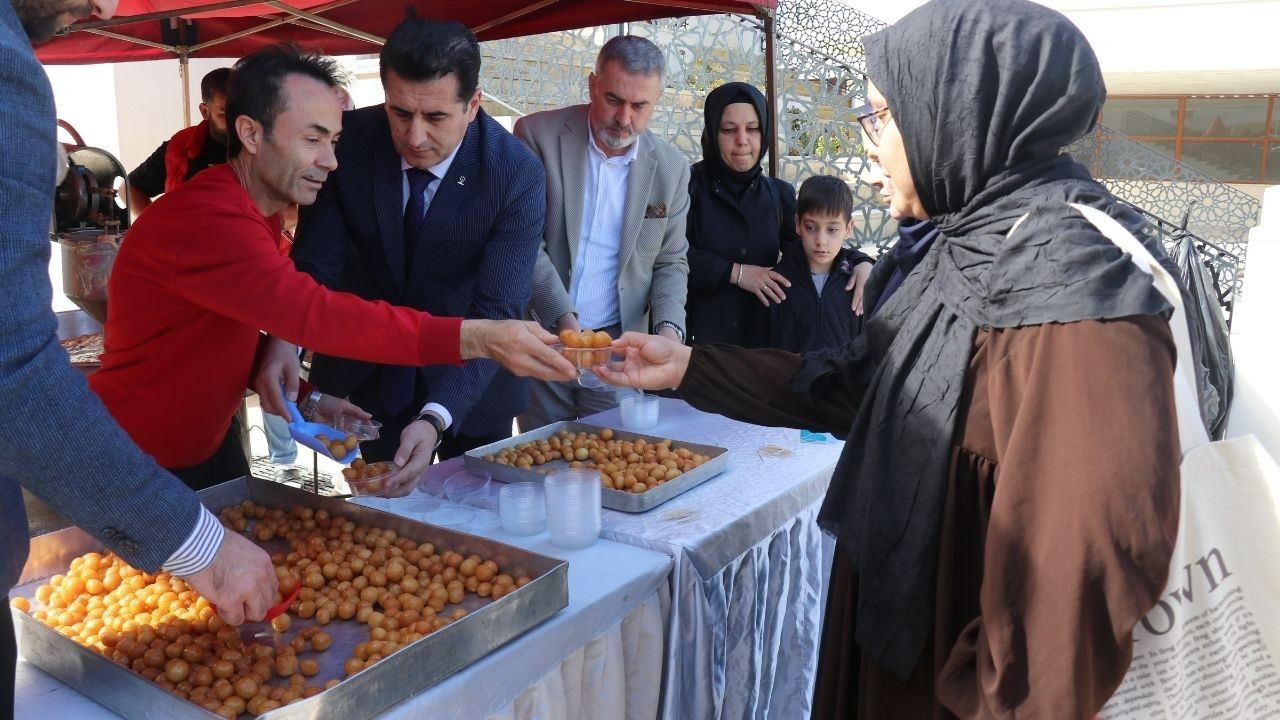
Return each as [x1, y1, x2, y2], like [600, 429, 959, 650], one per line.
[1226, 185, 1280, 461]
[837, 0, 1280, 86]
[47, 55, 383, 175]
[111, 58, 228, 171]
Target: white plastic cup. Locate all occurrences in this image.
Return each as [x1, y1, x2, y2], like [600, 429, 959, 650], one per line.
[499, 482, 547, 535]
[620, 394, 660, 430]
[544, 469, 602, 549]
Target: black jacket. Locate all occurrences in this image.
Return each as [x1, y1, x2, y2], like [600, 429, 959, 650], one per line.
[768, 244, 868, 353]
[685, 162, 797, 347]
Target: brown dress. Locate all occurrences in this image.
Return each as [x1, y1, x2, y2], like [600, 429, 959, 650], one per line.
[678, 315, 1181, 719]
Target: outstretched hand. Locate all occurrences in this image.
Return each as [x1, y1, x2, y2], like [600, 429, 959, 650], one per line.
[460, 319, 577, 381]
[592, 332, 693, 391]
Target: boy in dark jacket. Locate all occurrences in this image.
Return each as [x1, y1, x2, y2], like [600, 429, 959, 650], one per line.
[769, 176, 873, 353]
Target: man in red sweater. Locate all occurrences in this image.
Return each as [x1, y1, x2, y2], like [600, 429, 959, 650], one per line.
[90, 45, 574, 493]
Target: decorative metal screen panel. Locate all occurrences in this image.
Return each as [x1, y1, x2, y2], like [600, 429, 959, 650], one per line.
[479, 0, 1257, 305]
[480, 2, 899, 254]
[1067, 127, 1261, 260]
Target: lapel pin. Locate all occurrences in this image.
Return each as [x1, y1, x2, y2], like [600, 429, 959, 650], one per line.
[457, 175, 466, 186]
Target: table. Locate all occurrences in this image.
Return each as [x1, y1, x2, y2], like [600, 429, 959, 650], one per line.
[15, 518, 671, 720]
[437, 397, 845, 719]
[591, 398, 844, 720]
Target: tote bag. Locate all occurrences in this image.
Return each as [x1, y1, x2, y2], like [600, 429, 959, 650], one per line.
[1064, 203, 1280, 720]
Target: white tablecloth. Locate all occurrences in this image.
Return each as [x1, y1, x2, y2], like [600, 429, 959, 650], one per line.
[438, 398, 845, 720]
[595, 398, 842, 720]
[14, 519, 671, 720]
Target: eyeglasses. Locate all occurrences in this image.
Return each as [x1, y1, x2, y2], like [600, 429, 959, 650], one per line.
[855, 103, 893, 146]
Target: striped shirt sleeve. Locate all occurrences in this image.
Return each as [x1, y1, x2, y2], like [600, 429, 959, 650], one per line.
[159, 505, 225, 576]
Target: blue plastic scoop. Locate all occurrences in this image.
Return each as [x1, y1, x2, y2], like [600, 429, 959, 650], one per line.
[283, 392, 359, 464]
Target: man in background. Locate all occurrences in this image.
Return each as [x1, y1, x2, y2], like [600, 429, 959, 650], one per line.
[127, 67, 231, 217]
[515, 34, 690, 428]
[2, 1, 276, 710]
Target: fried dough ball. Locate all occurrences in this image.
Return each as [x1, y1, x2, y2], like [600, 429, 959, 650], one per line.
[484, 429, 709, 493]
[32, 500, 540, 712]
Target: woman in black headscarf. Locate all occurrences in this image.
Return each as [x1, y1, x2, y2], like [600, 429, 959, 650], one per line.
[685, 82, 872, 347]
[599, 1, 1182, 717]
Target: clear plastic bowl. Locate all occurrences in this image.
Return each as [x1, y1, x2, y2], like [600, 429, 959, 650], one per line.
[499, 483, 546, 535]
[461, 496, 502, 529]
[417, 473, 448, 498]
[330, 415, 383, 441]
[443, 469, 492, 504]
[552, 343, 622, 389]
[399, 496, 443, 516]
[620, 395, 660, 430]
[461, 494, 498, 513]
[343, 462, 401, 497]
[421, 507, 476, 527]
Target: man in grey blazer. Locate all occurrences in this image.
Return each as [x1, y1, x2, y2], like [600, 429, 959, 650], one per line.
[2, 0, 275, 703]
[515, 35, 690, 428]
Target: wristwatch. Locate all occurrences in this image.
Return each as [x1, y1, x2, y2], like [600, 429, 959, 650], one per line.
[300, 389, 323, 421]
[413, 410, 447, 451]
[653, 320, 685, 344]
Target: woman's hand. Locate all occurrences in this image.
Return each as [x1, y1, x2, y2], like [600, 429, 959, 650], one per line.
[845, 261, 873, 315]
[594, 332, 693, 391]
[736, 264, 791, 306]
[312, 395, 372, 424]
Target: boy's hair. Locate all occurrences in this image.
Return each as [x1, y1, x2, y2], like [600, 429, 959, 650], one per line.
[796, 175, 854, 221]
[226, 44, 346, 159]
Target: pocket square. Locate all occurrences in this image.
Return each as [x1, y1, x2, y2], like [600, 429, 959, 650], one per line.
[645, 203, 667, 219]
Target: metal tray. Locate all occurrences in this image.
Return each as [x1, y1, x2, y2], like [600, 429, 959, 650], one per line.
[465, 420, 728, 513]
[11, 476, 568, 719]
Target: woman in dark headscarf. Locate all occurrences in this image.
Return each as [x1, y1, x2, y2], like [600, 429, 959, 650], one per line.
[685, 82, 872, 347]
[599, 1, 1182, 717]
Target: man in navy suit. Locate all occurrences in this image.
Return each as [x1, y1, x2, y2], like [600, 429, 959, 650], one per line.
[286, 19, 546, 463]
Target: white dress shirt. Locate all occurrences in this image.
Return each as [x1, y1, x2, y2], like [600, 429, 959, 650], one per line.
[570, 124, 639, 330]
[400, 142, 461, 429]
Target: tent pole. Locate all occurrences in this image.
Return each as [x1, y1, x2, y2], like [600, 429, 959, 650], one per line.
[763, 6, 777, 178]
[179, 47, 191, 127]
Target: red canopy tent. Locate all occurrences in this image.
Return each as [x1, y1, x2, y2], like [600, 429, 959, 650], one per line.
[37, 0, 776, 64]
[37, 0, 784, 172]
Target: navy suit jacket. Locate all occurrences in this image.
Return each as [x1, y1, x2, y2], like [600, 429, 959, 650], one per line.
[292, 107, 545, 435]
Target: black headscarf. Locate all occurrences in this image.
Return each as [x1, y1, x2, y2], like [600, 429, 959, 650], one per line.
[796, 0, 1175, 680]
[700, 81, 770, 185]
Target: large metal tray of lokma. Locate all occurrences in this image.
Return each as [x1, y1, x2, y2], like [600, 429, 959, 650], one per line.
[10, 476, 568, 719]
[465, 420, 728, 513]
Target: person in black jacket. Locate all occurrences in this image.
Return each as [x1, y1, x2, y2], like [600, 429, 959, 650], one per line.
[769, 176, 873, 352]
[685, 82, 799, 347]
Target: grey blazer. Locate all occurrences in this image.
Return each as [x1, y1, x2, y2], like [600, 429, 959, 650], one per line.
[1, 2, 200, 592]
[514, 104, 689, 335]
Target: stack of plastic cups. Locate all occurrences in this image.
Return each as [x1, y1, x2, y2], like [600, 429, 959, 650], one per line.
[620, 394, 660, 430]
[544, 469, 602, 549]
[499, 483, 547, 535]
